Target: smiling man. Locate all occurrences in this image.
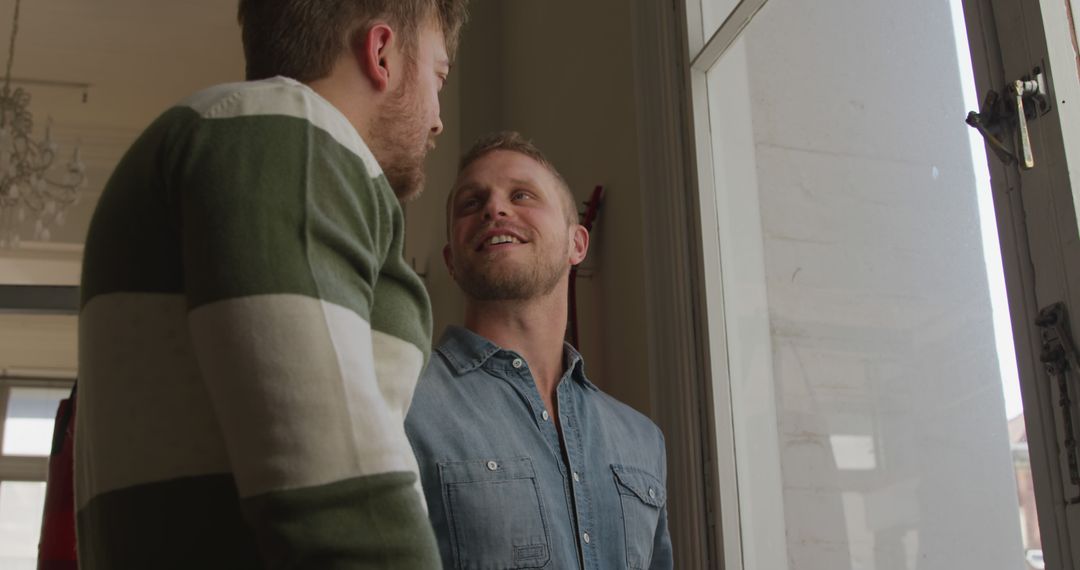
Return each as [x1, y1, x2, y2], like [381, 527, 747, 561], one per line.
[405, 132, 674, 570]
[76, 1, 468, 567]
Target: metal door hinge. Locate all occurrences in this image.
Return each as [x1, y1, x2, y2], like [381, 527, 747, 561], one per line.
[1037, 302, 1080, 504]
[967, 66, 1051, 170]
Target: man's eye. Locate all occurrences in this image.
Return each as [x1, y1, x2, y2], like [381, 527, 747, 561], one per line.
[512, 191, 529, 200]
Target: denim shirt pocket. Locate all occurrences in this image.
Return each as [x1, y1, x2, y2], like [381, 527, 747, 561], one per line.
[611, 464, 666, 569]
[439, 456, 551, 569]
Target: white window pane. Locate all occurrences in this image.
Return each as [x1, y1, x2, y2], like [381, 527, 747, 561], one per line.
[700, 0, 1033, 567]
[829, 435, 877, 471]
[701, 0, 739, 42]
[0, 481, 46, 569]
[3, 388, 68, 456]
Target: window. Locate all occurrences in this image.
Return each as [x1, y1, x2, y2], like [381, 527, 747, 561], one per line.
[0, 378, 73, 570]
[684, 0, 1039, 568]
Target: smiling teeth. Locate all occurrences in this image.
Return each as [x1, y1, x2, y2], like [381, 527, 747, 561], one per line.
[489, 235, 520, 245]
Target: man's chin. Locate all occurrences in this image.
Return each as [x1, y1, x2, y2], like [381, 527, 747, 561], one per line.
[396, 183, 424, 203]
[388, 169, 426, 203]
[459, 267, 562, 302]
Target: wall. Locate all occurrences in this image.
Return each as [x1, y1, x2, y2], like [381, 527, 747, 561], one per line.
[409, 0, 653, 414]
[0, 313, 77, 374]
[0, 0, 244, 375]
[404, 38, 465, 342]
[3, 0, 244, 245]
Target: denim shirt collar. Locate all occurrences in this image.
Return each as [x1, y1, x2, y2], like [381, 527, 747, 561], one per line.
[435, 325, 599, 391]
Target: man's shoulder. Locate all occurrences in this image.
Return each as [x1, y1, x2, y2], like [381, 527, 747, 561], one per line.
[417, 348, 455, 382]
[590, 386, 665, 447]
[177, 77, 308, 117]
[407, 333, 503, 427]
[175, 77, 382, 176]
[177, 77, 305, 120]
[408, 351, 458, 413]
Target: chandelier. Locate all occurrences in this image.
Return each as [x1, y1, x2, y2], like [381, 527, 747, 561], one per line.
[0, 0, 86, 248]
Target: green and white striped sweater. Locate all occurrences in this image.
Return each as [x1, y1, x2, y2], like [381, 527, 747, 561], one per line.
[76, 77, 438, 568]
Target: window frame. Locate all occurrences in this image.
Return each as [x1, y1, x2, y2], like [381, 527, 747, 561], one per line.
[0, 285, 79, 485]
[0, 376, 75, 482]
[637, 0, 1080, 567]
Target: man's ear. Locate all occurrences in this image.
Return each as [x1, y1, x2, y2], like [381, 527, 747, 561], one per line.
[569, 225, 589, 266]
[442, 243, 456, 280]
[356, 23, 395, 92]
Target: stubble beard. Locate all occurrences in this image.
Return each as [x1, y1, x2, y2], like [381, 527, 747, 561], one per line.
[370, 69, 431, 202]
[456, 239, 570, 302]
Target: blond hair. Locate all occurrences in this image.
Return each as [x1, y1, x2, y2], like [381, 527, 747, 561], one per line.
[449, 131, 577, 228]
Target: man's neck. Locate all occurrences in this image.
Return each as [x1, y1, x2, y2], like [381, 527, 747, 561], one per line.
[306, 63, 378, 140]
[464, 287, 569, 403]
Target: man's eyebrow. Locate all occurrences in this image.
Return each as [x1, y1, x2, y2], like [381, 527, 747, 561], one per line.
[452, 183, 483, 198]
[508, 177, 539, 189]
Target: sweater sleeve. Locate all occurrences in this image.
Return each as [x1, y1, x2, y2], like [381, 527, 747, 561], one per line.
[176, 107, 439, 568]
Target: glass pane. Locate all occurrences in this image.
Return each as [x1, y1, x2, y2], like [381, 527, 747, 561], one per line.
[0, 481, 46, 569]
[702, 0, 1037, 568]
[3, 388, 68, 456]
[701, 0, 739, 43]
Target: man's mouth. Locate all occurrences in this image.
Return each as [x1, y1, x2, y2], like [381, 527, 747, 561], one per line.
[488, 235, 521, 246]
[476, 230, 528, 251]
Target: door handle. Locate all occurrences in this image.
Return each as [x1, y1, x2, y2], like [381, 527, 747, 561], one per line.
[966, 69, 1048, 170]
[1011, 76, 1046, 169]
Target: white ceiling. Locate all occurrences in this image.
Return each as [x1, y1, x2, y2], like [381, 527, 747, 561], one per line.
[0, 0, 244, 245]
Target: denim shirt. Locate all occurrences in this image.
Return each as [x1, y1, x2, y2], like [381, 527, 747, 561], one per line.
[405, 326, 673, 570]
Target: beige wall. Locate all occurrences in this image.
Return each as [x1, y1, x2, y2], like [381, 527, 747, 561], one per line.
[0, 0, 242, 376]
[408, 0, 653, 416]
[405, 43, 466, 343]
[0, 314, 77, 373]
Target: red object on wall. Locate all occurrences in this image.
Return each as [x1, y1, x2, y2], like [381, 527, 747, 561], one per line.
[569, 185, 605, 350]
[38, 385, 77, 570]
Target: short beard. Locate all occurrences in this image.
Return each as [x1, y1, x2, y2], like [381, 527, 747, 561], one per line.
[456, 249, 568, 302]
[369, 67, 430, 201]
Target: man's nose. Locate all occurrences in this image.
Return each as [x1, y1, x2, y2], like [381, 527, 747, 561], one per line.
[482, 195, 511, 220]
[431, 115, 444, 137]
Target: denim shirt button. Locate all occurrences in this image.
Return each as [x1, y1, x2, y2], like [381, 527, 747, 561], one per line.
[542, 410, 549, 421]
[572, 471, 580, 482]
[512, 358, 524, 369]
[649, 488, 656, 499]
[582, 531, 591, 544]
[486, 460, 498, 471]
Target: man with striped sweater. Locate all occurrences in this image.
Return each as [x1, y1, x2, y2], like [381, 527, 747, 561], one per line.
[76, 1, 468, 567]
